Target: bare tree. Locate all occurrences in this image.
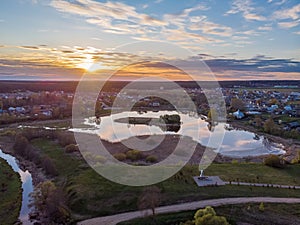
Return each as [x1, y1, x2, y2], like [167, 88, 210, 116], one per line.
[138, 186, 161, 216]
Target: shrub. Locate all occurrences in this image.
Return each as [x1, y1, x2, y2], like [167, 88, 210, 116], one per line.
[146, 155, 157, 163]
[83, 152, 106, 165]
[13, 134, 29, 156]
[56, 132, 76, 147]
[42, 156, 58, 176]
[264, 155, 285, 168]
[291, 150, 300, 164]
[64, 144, 79, 153]
[259, 202, 265, 212]
[231, 159, 239, 164]
[126, 150, 142, 161]
[113, 153, 126, 161]
[194, 206, 216, 219]
[194, 206, 229, 225]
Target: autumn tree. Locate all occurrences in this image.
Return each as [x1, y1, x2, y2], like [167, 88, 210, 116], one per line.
[253, 116, 263, 127]
[230, 98, 245, 111]
[181, 206, 230, 225]
[194, 206, 230, 225]
[269, 98, 278, 105]
[263, 118, 275, 133]
[207, 108, 218, 121]
[29, 181, 71, 224]
[138, 186, 161, 216]
[13, 134, 29, 156]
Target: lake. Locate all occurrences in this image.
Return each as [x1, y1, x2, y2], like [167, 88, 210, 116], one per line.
[71, 110, 285, 158]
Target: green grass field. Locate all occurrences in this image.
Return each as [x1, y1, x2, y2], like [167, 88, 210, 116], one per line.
[0, 158, 22, 225]
[31, 138, 300, 221]
[117, 203, 300, 225]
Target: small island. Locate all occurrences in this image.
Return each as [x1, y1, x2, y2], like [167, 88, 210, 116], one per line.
[114, 114, 181, 132]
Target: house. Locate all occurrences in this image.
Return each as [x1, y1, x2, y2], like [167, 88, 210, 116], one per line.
[152, 102, 160, 107]
[15, 107, 25, 113]
[233, 109, 245, 119]
[8, 107, 15, 112]
[267, 104, 278, 112]
[284, 105, 292, 111]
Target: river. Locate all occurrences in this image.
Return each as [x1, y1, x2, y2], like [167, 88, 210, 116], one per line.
[0, 149, 33, 225]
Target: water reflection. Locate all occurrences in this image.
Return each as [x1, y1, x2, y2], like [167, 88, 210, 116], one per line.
[0, 149, 33, 225]
[71, 110, 285, 158]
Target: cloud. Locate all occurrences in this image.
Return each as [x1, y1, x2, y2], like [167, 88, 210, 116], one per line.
[1, 44, 299, 80]
[258, 25, 273, 31]
[273, 3, 300, 20]
[50, 0, 221, 48]
[188, 16, 233, 37]
[225, 0, 266, 21]
[237, 29, 262, 36]
[278, 20, 300, 28]
[244, 13, 266, 21]
[19, 46, 40, 50]
[274, 0, 288, 5]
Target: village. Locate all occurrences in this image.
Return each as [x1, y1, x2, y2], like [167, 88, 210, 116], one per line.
[0, 87, 299, 135]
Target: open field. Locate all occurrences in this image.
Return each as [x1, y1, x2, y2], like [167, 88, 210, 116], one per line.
[116, 203, 300, 225]
[31, 138, 300, 221]
[0, 158, 22, 225]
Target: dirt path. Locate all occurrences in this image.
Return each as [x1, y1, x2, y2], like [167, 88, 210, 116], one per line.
[78, 197, 300, 225]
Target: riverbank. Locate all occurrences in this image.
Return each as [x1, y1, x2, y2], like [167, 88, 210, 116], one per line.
[0, 157, 22, 225]
[229, 120, 300, 162]
[0, 136, 46, 186]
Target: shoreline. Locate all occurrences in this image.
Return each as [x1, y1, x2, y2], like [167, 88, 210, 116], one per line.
[0, 136, 46, 186]
[229, 120, 300, 162]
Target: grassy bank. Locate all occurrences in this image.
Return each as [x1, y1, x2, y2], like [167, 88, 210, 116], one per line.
[0, 158, 22, 225]
[117, 203, 300, 225]
[31, 138, 300, 221]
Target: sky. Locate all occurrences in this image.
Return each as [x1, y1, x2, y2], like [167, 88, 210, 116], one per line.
[0, 0, 300, 80]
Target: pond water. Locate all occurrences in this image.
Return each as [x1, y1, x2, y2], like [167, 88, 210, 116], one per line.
[71, 110, 285, 158]
[0, 149, 33, 225]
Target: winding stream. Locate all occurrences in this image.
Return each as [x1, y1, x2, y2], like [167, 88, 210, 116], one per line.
[0, 149, 33, 225]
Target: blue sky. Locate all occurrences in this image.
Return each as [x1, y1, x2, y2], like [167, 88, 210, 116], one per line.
[0, 0, 299, 80]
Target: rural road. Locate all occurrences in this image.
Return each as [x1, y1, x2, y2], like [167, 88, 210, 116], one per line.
[78, 197, 300, 225]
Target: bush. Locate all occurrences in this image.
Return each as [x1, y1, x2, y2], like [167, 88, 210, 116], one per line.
[42, 156, 58, 176]
[113, 153, 126, 161]
[259, 202, 264, 212]
[194, 206, 216, 219]
[13, 134, 29, 156]
[83, 152, 106, 165]
[126, 150, 143, 161]
[264, 155, 285, 168]
[64, 144, 79, 153]
[146, 155, 157, 163]
[291, 150, 300, 164]
[56, 132, 76, 147]
[231, 159, 239, 164]
[193, 206, 229, 225]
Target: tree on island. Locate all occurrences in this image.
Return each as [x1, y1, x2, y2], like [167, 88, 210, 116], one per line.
[207, 108, 218, 121]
